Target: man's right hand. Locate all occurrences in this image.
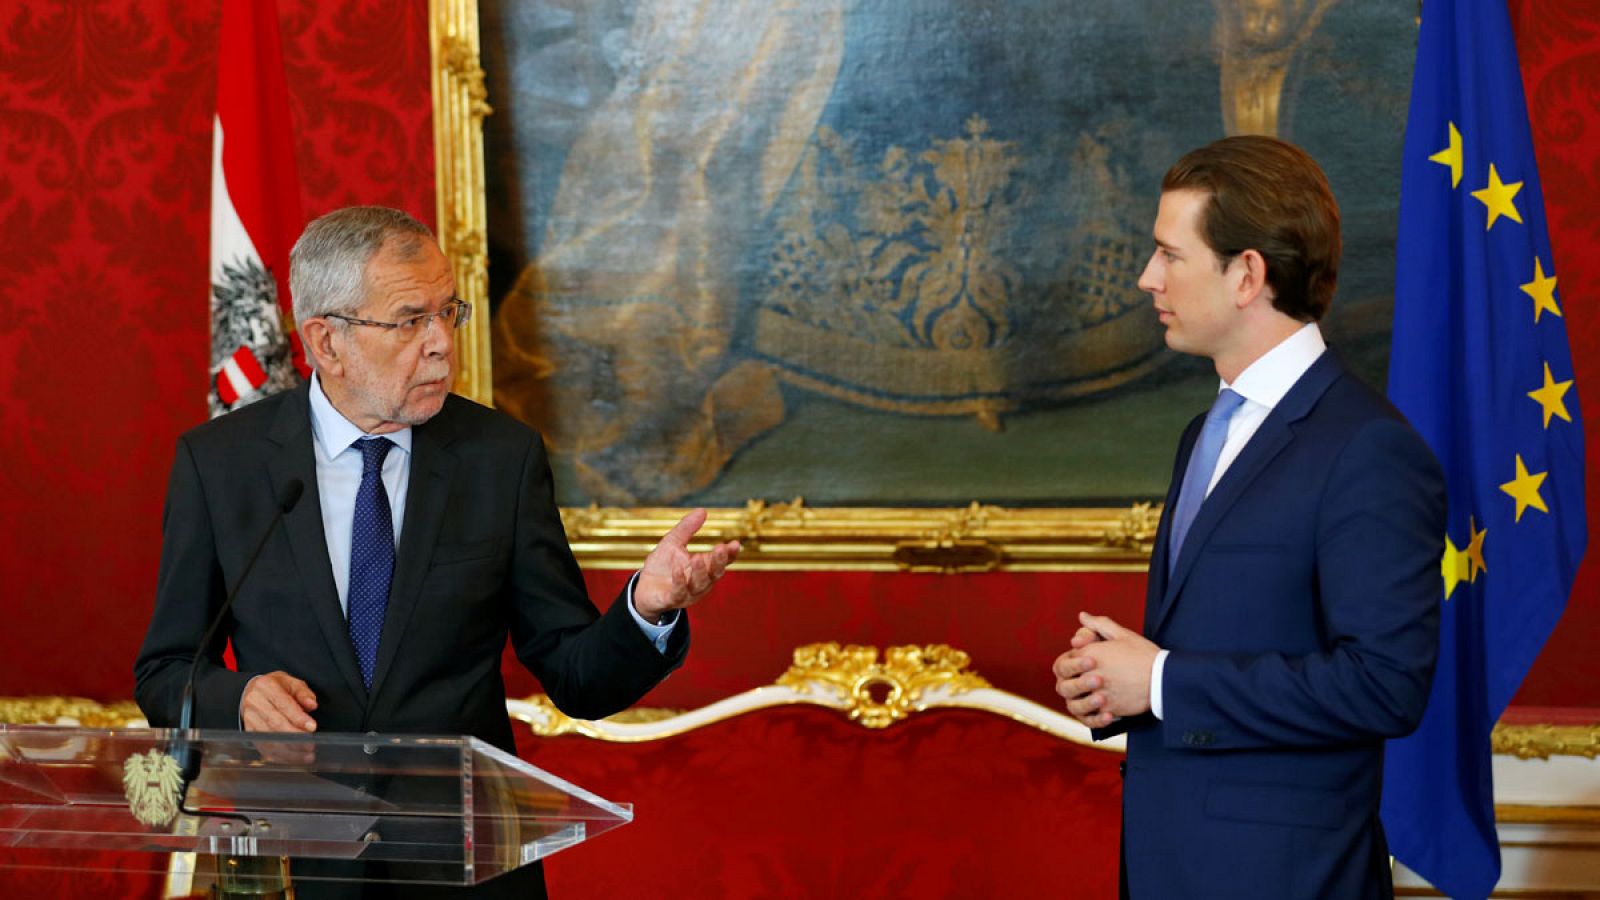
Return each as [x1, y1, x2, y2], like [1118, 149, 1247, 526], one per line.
[240, 671, 319, 732]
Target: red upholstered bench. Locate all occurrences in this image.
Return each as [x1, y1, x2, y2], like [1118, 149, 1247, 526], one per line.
[512, 643, 1126, 898]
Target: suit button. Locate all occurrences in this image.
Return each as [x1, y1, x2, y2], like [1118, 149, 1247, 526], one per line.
[1118, 760, 1128, 777]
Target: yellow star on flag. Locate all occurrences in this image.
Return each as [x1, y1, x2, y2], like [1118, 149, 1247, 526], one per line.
[1528, 363, 1574, 428]
[1465, 516, 1487, 583]
[1519, 257, 1562, 323]
[1429, 122, 1463, 188]
[1471, 163, 1524, 230]
[1441, 533, 1468, 599]
[1499, 454, 1549, 522]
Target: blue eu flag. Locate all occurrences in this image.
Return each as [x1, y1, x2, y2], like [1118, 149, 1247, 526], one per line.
[1382, 1, 1587, 897]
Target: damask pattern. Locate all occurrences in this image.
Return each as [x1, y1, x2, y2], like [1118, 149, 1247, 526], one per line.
[1507, 0, 1600, 707]
[0, 0, 435, 708]
[278, 2, 435, 219]
[530, 705, 1123, 898]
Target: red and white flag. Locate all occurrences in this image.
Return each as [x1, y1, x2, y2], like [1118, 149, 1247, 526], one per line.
[215, 345, 269, 407]
[209, 0, 307, 416]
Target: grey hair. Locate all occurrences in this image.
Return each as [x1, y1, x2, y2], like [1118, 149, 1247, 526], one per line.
[289, 206, 435, 326]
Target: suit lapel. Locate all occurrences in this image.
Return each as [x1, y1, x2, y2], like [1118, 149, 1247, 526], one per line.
[266, 383, 370, 701]
[368, 404, 458, 702]
[1149, 351, 1346, 638]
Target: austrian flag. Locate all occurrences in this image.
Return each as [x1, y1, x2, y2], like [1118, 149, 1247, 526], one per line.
[216, 346, 269, 407]
[207, 0, 306, 417]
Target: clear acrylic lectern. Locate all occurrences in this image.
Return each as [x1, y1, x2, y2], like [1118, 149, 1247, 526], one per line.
[0, 724, 631, 894]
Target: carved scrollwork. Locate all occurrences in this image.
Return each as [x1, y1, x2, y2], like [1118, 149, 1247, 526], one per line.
[0, 697, 145, 728]
[439, 35, 492, 120]
[558, 501, 1160, 571]
[1106, 501, 1161, 550]
[777, 642, 992, 729]
[430, 0, 492, 406]
[1491, 723, 1600, 760]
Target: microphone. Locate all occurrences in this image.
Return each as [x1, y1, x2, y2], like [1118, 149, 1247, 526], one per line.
[173, 478, 305, 783]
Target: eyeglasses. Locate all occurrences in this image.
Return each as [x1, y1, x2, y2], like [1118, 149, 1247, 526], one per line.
[326, 300, 473, 340]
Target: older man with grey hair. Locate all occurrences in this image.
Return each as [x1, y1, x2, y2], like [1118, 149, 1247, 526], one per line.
[135, 206, 738, 898]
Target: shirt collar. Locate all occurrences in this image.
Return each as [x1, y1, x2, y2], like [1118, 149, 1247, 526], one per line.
[308, 372, 414, 457]
[1222, 321, 1326, 411]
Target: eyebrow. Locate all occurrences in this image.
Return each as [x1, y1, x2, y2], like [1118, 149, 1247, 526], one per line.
[391, 296, 460, 317]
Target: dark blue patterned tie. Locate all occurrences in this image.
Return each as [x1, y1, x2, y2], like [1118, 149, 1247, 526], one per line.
[1168, 389, 1246, 575]
[348, 437, 395, 690]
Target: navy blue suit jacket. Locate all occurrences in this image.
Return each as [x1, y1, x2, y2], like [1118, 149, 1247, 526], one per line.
[1100, 351, 1445, 899]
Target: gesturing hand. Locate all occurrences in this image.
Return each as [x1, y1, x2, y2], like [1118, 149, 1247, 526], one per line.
[634, 508, 741, 623]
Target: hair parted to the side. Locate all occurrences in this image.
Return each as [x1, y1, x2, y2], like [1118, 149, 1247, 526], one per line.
[289, 206, 435, 327]
[1162, 135, 1341, 322]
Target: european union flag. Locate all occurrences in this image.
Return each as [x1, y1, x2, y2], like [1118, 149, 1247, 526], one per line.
[1382, 1, 1588, 897]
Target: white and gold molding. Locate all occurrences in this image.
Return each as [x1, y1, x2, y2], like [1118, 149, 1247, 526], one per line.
[508, 642, 1114, 746]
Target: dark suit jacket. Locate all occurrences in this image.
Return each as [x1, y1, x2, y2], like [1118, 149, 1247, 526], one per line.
[1098, 351, 1445, 900]
[135, 382, 685, 897]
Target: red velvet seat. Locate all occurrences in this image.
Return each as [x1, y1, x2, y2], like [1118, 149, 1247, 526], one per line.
[528, 703, 1123, 898]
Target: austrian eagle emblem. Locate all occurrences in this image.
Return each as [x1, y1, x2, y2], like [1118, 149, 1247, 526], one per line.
[123, 749, 183, 827]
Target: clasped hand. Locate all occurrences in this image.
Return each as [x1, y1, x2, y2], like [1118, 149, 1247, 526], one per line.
[1053, 612, 1161, 729]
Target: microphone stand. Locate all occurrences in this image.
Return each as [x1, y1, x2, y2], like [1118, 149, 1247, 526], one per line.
[172, 480, 304, 824]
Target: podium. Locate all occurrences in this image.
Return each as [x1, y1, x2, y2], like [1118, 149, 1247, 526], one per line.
[0, 724, 632, 895]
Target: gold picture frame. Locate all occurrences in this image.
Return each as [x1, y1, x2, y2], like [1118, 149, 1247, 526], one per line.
[426, 0, 1164, 572]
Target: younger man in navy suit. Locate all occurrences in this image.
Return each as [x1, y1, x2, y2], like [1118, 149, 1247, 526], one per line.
[1053, 136, 1445, 899]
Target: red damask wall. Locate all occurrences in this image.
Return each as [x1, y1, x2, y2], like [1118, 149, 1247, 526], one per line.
[1503, 0, 1600, 707]
[529, 706, 1125, 897]
[0, 0, 433, 702]
[0, 0, 1597, 782]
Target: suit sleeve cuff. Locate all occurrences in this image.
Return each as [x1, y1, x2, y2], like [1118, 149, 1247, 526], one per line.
[238, 674, 263, 730]
[1150, 649, 1170, 720]
[625, 571, 679, 654]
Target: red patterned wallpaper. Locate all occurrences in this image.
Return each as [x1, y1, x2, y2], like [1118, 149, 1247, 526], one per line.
[1507, 0, 1600, 707]
[531, 706, 1124, 897]
[0, 0, 433, 701]
[0, 1, 1595, 715]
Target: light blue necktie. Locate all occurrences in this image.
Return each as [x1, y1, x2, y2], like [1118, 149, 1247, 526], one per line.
[348, 437, 395, 690]
[1167, 389, 1245, 575]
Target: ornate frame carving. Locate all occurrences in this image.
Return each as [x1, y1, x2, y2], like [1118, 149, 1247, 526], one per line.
[1493, 723, 1600, 761]
[559, 500, 1160, 572]
[429, 0, 492, 408]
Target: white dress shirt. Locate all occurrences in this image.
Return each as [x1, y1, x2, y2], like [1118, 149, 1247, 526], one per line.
[1151, 323, 1327, 718]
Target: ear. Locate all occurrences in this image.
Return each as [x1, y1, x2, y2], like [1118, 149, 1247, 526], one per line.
[1230, 248, 1273, 310]
[300, 318, 345, 377]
